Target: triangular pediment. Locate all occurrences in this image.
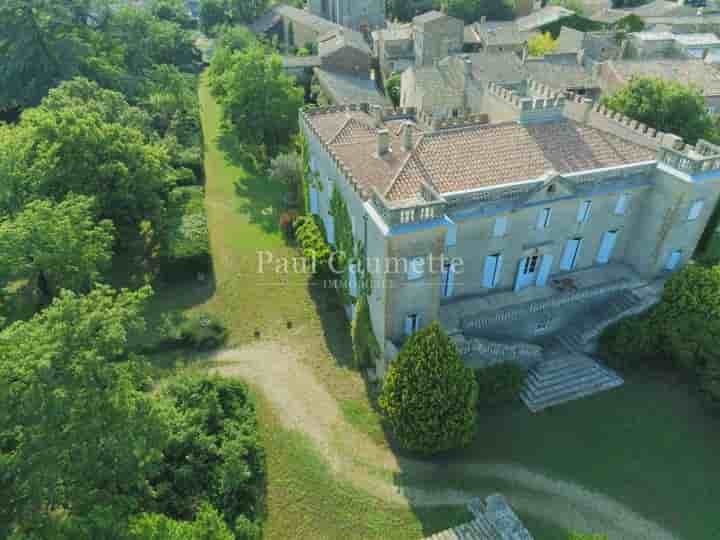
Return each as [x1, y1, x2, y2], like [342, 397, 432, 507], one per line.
[523, 173, 576, 204]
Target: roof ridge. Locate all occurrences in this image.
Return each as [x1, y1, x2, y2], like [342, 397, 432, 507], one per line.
[383, 134, 427, 199]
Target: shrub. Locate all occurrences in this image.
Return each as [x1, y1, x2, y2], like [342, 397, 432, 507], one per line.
[161, 186, 211, 280]
[154, 375, 264, 533]
[352, 295, 380, 368]
[568, 533, 608, 540]
[179, 312, 228, 351]
[474, 363, 527, 407]
[379, 322, 478, 455]
[598, 312, 661, 371]
[702, 358, 720, 411]
[294, 215, 332, 272]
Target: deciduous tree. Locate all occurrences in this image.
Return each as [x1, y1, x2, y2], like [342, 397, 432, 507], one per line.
[0, 195, 114, 298]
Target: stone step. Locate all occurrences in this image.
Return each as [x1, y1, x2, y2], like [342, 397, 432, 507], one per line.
[521, 355, 624, 412]
[525, 366, 611, 395]
[524, 373, 611, 403]
[523, 375, 623, 412]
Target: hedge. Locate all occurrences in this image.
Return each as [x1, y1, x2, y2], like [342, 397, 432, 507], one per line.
[352, 295, 380, 368]
[294, 215, 331, 272]
[474, 363, 527, 407]
[161, 186, 211, 279]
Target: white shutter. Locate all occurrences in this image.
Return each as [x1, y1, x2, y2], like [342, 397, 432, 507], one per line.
[445, 219, 457, 247]
[614, 193, 630, 215]
[348, 263, 358, 297]
[560, 238, 581, 270]
[688, 200, 705, 221]
[493, 216, 508, 237]
[577, 200, 592, 223]
[483, 255, 499, 288]
[310, 186, 319, 214]
[666, 250, 682, 270]
[325, 215, 335, 245]
[596, 231, 618, 264]
[535, 254, 554, 287]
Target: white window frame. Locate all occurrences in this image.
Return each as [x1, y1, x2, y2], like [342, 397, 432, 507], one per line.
[577, 200, 592, 224]
[493, 216, 508, 238]
[614, 193, 630, 215]
[407, 256, 425, 280]
[688, 200, 705, 221]
[536, 207, 552, 230]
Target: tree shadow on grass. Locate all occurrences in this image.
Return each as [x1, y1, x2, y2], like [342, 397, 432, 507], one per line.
[234, 172, 288, 236]
[307, 273, 354, 368]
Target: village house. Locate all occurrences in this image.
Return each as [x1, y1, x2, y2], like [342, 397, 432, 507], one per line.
[300, 81, 720, 410]
[308, 0, 386, 34]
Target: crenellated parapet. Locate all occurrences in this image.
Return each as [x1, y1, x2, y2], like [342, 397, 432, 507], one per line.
[658, 137, 720, 178]
[486, 80, 566, 125]
[417, 109, 490, 131]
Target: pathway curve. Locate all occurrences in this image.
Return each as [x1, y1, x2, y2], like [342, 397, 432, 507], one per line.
[209, 342, 680, 540]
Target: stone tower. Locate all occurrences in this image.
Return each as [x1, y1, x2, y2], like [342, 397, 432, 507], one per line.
[309, 0, 386, 33]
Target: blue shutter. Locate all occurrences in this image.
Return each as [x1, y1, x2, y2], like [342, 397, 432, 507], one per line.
[536, 254, 554, 287]
[596, 231, 618, 264]
[445, 219, 457, 247]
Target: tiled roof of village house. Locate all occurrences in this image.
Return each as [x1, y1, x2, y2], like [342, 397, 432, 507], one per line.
[305, 110, 656, 203]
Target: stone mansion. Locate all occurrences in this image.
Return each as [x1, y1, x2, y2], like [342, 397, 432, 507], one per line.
[300, 80, 720, 390]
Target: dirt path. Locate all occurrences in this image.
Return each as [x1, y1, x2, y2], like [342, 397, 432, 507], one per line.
[210, 343, 679, 540]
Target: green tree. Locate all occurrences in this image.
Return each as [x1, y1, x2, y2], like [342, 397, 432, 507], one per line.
[0, 285, 165, 537]
[379, 321, 478, 454]
[387, 0, 421, 21]
[200, 0, 231, 34]
[0, 195, 115, 298]
[569, 533, 608, 540]
[128, 504, 236, 540]
[602, 77, 714, 144]
[17, 97, 175, 235]
[151, 0, 195, 28]
[527, 32, 558, 56]
[0, 0, 89, 109]
[209, 42, 304, 156]
[385, 72, 402, 108]
[435, 0, 514, 23]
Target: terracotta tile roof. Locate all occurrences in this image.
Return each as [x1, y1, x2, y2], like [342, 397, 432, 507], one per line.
[305, 111, 656, 203]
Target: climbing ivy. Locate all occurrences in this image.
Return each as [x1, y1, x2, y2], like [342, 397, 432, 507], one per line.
[352, 294, 381, 368]
[298, 134, 313, 215]
[330, 185, 356, 306]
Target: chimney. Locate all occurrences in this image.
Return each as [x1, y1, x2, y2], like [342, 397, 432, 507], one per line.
[402, 122, 413, 151]
[377, 128, 390, 156]
[464, 57, 472, 77]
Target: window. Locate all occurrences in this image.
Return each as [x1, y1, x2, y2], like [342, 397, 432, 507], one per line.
[596, 230, 618, 264]
[309, 186, 319, 215]
[310, 156, 318, 172]
[666, 250, 682, 271]
[407, 256, 425, 280]
[523, 255, 539, 275]
[441, 262, 455, 297]
[493, 216, 508, 238]
[614, 193, 630, 215]
[688, 200, 705, 221]
[483, 254, 503, 288]
[404, 313, 420, 336]
[536, 207, 552, 230]
[577, 200, 592, 223]
[560, 238, 582, 271]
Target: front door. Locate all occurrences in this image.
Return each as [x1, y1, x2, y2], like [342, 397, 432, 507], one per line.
[515, 255, 540, 290]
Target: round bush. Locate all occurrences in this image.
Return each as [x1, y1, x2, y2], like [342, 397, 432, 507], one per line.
[379, 322, 478, 455]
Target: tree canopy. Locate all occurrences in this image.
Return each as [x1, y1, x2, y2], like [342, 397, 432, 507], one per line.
[199, 0, 269, 35]
[434, 0, 514, 23]
[528, 32, 559, 57]
[209, 41, 304, 157]
[602, 77, 715, 145]
[0, 195, 115, 298]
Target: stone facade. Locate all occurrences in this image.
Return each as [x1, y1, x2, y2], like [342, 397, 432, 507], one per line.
[301, 90, 720, 378]
[308, 0, 385, 33]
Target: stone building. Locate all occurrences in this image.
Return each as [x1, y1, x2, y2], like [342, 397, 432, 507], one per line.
[308, 0, 385, 33]
[300, 81, 720, 407]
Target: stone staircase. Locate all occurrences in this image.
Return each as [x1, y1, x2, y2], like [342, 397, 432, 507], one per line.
[553, 288, 642, 352]
[425, 495, 531, 540]
[521, 353, 624, 413]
